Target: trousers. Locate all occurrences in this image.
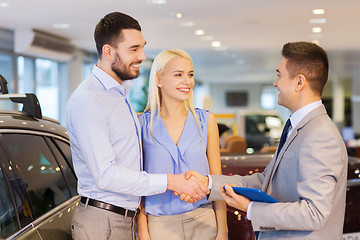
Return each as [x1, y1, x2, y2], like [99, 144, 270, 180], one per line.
[71, 202, 135, 240]
[147, 203, 218, 240]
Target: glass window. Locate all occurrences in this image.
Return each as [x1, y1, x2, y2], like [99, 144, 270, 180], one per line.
[129, 65, 150, 112]
[0, 168, 19, 238]
[50, 138, 77, 197]
[260, 85, 277, 110]
[53, 139, 73, 169]
[261, 85, 291, 121]
[17, 56, 35, 93]
[0, 53, 14, 93]
[2, 134, 70, 219]
[0, 140, 33, 230]
[245, 116, 261, 134]
[246, 114, 282, 135]
[35, 59, 59, 120]
[82, 61, 95, 80]
[0, 53, 14, 109]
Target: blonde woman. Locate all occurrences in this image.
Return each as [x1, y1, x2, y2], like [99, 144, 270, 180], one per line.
[137, 49, 228, 240]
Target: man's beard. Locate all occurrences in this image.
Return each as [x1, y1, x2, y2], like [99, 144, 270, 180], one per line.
[111, 53, 140, 81]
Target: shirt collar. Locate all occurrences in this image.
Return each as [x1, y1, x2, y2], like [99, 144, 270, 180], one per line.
[290, 100, 322, 129]
[92, 65, 133, 97]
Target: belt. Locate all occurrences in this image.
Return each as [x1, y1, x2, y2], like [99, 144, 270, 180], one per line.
[80, 197, 139, 218]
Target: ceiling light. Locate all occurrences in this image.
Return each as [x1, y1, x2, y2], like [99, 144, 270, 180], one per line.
[179, 21, 195, 27]
[312, 27, 322, 33]
[312, 9, 325, 15]
[53, 23, 70, 29]
[176, 13, 182, 19]
[195, 29, 205, 36]
[309, 18, 327, 24]
[147, 0, 167, 4]
[0, 2, 10, 7]
[211, 41, 221, 48]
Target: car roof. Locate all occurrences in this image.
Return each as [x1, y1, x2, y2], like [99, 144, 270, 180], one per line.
[0, 109, 69, 140]
[0, 89, 69, 140]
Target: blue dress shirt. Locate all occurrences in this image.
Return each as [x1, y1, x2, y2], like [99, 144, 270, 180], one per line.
[66, 65, 167, 211]
[139, 109, 211, 216]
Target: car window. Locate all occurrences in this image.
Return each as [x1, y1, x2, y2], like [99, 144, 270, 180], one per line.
[53, 139, 74, 170]
[1, 134, 71, 219]
[0, 168, 20, 238]
[246, 114, 282, 134]
[246, 117, 261, 134]
[49, 138, 78, 197]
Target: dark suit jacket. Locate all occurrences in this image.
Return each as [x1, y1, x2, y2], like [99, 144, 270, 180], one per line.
[210, 105, 348, 239]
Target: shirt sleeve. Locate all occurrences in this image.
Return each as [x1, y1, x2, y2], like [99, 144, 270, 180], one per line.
[247, 201, 254, 220]
[68, 93, 167, 196]
[208, 174, 213, 189]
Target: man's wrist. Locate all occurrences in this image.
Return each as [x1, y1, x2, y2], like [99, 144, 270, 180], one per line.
[166, 174, 175, 191]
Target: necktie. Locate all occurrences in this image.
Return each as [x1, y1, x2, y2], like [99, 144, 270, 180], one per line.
[277, 118, 291, 158]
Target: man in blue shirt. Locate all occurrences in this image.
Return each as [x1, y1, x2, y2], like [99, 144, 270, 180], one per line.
[66, 12, 209, 240]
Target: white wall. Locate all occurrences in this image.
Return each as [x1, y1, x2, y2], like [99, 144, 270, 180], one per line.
[209, 82, 287, 118]
[210, 82, 262, 113]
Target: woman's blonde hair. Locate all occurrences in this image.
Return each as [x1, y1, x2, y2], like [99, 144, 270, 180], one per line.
[145, 49, 201, 137]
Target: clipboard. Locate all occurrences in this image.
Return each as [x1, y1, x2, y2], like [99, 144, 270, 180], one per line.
[224, 186, 279, 203]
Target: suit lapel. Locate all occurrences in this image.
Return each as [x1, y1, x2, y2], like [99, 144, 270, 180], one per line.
[265, 105, 328, 192]
[265, 129, 299, 191]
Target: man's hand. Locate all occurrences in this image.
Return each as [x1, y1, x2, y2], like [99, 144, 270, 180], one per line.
[220, 184, 250, 212]
[185, 170, 209, 186]
[167, 173, 210, 202]
[174, 171, 209, 203]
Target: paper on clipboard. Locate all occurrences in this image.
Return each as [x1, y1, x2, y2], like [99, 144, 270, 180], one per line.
[225, 186, 279, 203]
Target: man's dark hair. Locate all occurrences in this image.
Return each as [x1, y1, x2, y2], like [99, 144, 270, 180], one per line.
[94, 12, 141, 58]
[282, 41, 329, 95]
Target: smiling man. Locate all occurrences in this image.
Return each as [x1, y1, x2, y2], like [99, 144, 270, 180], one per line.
[215, 42, 348, 239]
[66, 12, 209, 240]
[186, 41, 348, 240]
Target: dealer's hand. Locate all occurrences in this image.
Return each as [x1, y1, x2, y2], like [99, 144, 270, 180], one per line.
[220, 184, 250, 212]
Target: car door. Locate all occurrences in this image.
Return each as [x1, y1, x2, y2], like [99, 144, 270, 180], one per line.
[0, 134, 41, 240]
[0, 132, 78, 240]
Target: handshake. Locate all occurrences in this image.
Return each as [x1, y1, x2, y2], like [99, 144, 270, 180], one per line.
[167, 171, 250, 211]
[167, 171, 209, 203]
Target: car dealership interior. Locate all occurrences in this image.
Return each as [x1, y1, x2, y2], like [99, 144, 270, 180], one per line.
[1, 0, 360, 239]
